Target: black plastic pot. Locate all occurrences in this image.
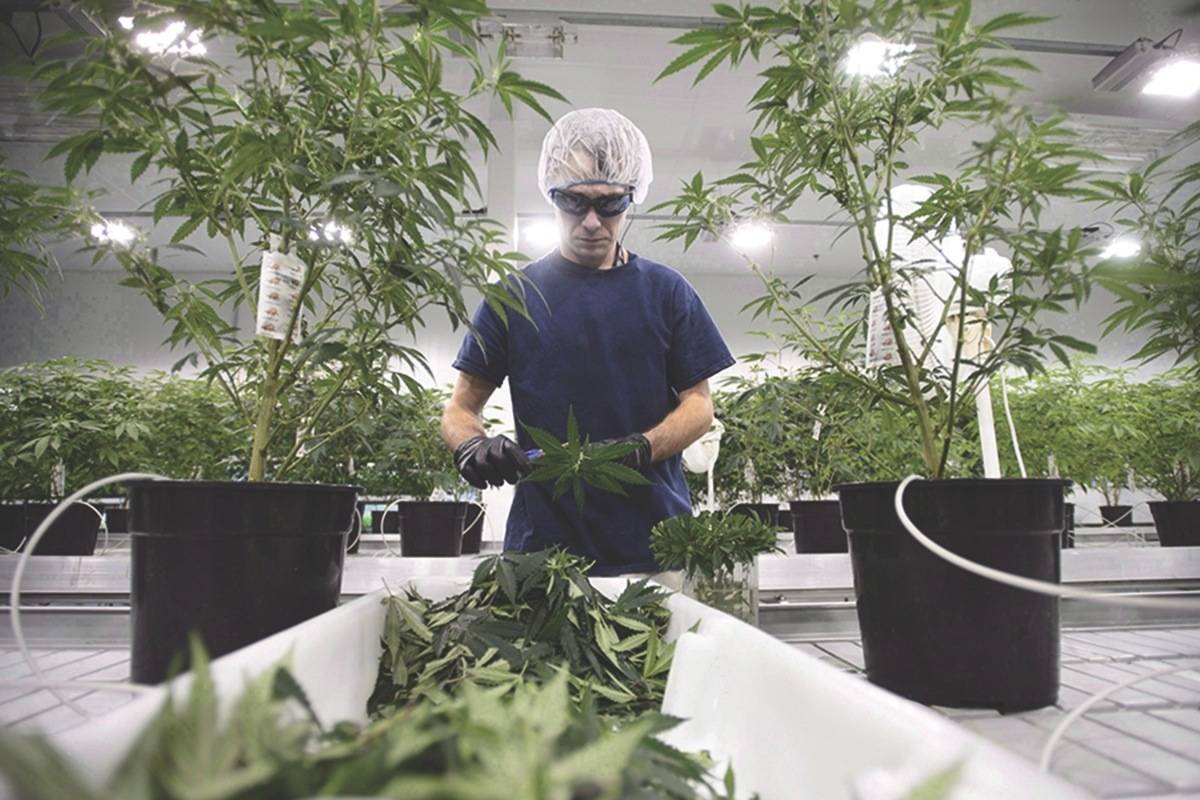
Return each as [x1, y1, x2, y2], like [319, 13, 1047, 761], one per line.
[1062, 502, 1075, 549]
[1100, 504, 1134, 527]
[381, 500, 467, 556]
[790, 500, 847, 554]
[838, 479, 1064, 711]
[1149, 501, 1200, 547]
[104, 506, 129, 534]
[730, 502, 782, 530]
[777, 506, 793, 535]
[0, 502, 101, 555]
[461, 505, 485, 554]
[128, 480, 355, 684]
[0, 504, 27, 551]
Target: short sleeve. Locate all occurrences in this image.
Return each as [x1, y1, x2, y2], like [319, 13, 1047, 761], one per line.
[666, 279, 736, 392]
[453, 299, 508, 388]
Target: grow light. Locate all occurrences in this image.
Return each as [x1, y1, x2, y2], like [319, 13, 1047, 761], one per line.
[728, 220, 774, 253]
[843, 35, 914, 79]
[308, 220, 354, 246]
[131, 20, 207, 57]
[1100, 236, 1141, 259]
[117, 16, 135, 31]
[519, 218, 559, 251]
[89, 219, 137, 248]
[1142, 59, 1200, 99]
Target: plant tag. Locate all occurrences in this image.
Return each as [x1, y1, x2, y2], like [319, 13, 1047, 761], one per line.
[256, 250, 306, 342]
[865, 290, 900, 368]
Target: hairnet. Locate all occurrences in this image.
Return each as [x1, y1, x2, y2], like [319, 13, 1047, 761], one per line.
[537, 108, 654, 204]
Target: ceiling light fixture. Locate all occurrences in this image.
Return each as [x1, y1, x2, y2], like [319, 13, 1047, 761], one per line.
[519, 218, 560, 251]
[131, 20, 207, 57]
[728, 220, 774, 253]
[1142, 58, 1200, 99]
[1092, 30, 1200, 99]
[843, 34, 915, 79]
[308, 220, 355, 246]
[89, 219, 137, 248]
[1100, 236, 1141, 260]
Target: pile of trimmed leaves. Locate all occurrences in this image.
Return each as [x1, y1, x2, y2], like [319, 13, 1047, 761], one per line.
[0, 644, 740, 800]
[651, 512, 781, 580]
[369, 549, 674, 717]
[0, 553, 966, 799]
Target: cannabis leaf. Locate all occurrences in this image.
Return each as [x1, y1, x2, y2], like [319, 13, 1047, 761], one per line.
[522, 407, 652, 513]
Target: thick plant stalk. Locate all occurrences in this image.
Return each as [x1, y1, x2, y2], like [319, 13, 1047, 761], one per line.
[248, 340, 282, 482]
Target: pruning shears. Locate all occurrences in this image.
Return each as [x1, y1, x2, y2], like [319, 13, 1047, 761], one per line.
[525, 449, 544, 461]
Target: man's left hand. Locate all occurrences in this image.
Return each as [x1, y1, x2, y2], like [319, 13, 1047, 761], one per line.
[597, 433, 653, 472]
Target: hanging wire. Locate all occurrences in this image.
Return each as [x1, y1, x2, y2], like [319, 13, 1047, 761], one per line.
[2, 11, 43, 61]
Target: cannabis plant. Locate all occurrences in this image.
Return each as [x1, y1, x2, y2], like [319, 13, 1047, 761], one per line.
[651, 512, 779, 623]
[1093, 121, 1200, 375]
[998, 364, 1143, 506]
[34, 0, 564, 481]
[655, 0, 1100, 478]
[1130, 371, 1200, 502]
[0, 358, 147, 499]
[0, 153, 85, 311]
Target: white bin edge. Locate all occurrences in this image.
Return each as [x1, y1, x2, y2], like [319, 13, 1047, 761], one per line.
[36, 576, 1089, 799]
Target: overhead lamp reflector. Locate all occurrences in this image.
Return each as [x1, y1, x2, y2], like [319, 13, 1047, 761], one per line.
[1142, 59, 1200, 98]
[131, 20, 207, 57]
[843, 34, 915, 78]
[520, 218, 559, 251]
[90, 219, 137, 248]
[728, 221, 774, 253]
[1100, 236, 1141, 260]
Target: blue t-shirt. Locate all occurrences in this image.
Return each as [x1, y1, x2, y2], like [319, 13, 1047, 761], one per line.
[452, 249, 736, 575]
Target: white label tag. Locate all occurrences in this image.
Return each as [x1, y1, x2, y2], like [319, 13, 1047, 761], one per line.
[865, 289, 900, 369]
[256, 250, 306, 342]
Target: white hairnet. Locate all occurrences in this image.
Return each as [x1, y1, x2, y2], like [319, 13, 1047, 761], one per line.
[537, 108, 654, 204]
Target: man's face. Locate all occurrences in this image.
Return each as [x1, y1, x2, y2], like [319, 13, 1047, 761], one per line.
[554, 183, 629, 268]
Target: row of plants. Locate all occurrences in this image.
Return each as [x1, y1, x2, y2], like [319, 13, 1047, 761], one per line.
[0, 358, 460, 500]
[691, 362, 1199, 509]
[997, 365, 1200, 504]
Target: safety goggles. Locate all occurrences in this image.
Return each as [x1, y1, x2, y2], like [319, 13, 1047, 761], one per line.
[548, 187, 634, 218]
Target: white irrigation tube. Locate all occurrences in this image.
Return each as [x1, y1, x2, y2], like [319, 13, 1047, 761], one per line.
[462, 501, 485, 548]
[375, 498, 401, 558]
[1073, 501, 1149, 530]
[77, 500, 107, 555]
[893, 476, 1200, 612]
[1038, 663, 1200, 772]
[347, 506, 363, 553]
[999, 372, 1027, 479]
[10, 472, 167, 716]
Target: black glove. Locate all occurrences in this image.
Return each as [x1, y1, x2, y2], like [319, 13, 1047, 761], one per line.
[454, 434, 532, 489]
[597, 433, 654, 472]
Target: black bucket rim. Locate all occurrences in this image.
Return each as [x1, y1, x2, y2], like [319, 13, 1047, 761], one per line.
[126, 479, 361, 493]
[835, 477, 1071, 493]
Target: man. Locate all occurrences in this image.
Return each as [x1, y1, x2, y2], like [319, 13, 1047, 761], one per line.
[441, 108, 735, 576]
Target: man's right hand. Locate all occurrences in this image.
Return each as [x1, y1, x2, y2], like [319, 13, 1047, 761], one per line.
[453, 434, 533, 489]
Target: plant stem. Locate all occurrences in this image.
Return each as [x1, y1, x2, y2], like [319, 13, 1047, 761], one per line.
[248, 339, 281, 481]
[809, 3, 940, 473]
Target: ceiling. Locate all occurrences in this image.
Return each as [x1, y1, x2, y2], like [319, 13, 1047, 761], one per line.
[2, 0, 1198, 277]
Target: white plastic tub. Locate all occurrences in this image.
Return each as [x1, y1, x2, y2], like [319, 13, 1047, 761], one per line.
[45, 577, 1089, 799]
